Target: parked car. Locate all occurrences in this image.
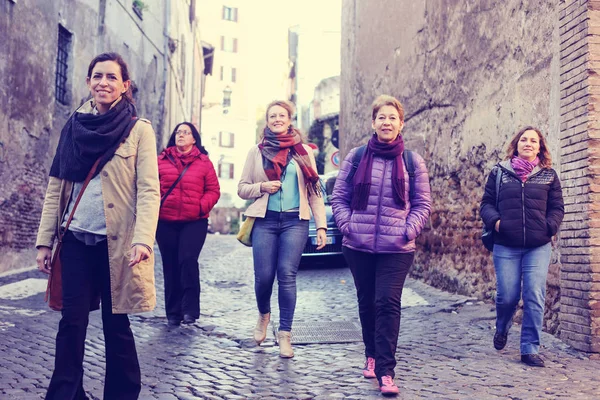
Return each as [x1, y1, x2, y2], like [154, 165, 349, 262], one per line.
[301, 171, 345, 267]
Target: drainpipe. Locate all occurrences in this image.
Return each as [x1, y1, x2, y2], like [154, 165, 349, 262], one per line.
[191, 22, 196, 126]
[97, 0, 107, 52]
[159, 0, 171, 148]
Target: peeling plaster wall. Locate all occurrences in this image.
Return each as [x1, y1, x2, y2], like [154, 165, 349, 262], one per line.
[341, 0, 562, 332]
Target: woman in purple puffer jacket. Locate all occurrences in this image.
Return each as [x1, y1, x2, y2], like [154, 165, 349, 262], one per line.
[331, 94, 431, 396]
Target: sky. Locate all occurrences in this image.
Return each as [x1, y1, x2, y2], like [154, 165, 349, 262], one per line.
[245, 0, 343, 113]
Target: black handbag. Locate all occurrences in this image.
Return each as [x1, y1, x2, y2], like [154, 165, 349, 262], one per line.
[481, 167, 502, 252]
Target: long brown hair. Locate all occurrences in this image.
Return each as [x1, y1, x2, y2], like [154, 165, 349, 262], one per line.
[505, 126, 552, 168]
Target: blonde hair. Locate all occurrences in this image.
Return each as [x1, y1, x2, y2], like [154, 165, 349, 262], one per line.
[261, 100, 305, 142]
[505, 126, 552, 168]
[265, 100, 295, 122]
[371, 95, 404, 121]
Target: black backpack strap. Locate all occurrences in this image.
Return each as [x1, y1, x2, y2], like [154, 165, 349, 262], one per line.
[494, 165, 502, 208]
[345, 145, 367, 183]
[403, 150, 416, 201]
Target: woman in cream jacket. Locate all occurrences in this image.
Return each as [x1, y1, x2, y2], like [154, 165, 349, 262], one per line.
[238, 100, 326, 358]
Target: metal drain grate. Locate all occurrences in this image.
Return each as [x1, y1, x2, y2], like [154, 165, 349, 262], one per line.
[273, 320, 363, 344]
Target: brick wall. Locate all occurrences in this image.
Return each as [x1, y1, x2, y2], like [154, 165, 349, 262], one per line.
[559, 0, 600, 352]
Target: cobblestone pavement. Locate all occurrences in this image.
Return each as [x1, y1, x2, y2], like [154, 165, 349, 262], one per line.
[1, 235, 600, 399]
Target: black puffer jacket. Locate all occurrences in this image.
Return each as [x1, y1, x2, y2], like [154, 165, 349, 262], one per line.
[480, 160, 564, 249]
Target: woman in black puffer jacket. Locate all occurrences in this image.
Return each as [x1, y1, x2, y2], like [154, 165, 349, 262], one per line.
[480, 126, 564, 368]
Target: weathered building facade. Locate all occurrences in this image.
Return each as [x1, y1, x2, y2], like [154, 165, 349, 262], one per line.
[0, 0, 207, 273]
[341, 0, 600, 352]
[197, 1, 256, 235]
[309, 76, 341, 174]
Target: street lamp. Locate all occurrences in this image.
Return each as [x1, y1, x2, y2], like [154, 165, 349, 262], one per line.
[222, 86, 232, 111]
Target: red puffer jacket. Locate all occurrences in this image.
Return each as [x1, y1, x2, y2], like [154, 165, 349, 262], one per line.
[158, 146, 220, 222]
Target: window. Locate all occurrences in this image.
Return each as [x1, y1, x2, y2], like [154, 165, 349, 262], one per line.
[220, 36, 238, 53]
[219, 131, 234, 148]
[55, 25, 72, 105]
[218, 162, 234, 179]
[222, 6, 238, 22]
[221, 67, 236, 83]
[223, 87, 232, 108]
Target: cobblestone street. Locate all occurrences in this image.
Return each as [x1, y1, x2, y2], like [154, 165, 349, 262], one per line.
[1, 235, 600, 399]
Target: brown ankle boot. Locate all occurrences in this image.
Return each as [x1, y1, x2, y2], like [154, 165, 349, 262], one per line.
[253, 312, 270, 345]
[277, 331, 294, 358]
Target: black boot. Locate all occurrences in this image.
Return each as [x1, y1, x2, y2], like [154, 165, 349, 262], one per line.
[521, 354, 545, 367]
[493, 331, 507, 350]
[182, 314, 196, 324]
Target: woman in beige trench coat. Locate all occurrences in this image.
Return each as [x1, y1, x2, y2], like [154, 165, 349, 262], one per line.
[35, 52, 160, 400]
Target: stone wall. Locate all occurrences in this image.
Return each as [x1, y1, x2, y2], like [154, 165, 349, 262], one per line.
[340, 0, 562, 332]
[0, 0, 167, 274]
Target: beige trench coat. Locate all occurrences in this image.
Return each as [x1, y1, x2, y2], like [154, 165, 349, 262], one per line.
[36, 101, 160, 314]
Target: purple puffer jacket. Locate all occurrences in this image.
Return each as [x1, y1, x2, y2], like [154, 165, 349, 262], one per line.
[331, 147, 431, 254]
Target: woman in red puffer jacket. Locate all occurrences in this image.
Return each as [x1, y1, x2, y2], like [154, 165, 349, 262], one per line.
[156, 122, 220, 327]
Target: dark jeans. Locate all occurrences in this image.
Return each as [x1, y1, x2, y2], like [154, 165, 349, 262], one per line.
[342, 246, 414, 380]
[46, 231, 140, 400]
[251, 211, 309, 331]
[156, 218, 208, 321]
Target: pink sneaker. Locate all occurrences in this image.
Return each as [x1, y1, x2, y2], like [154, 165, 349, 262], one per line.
[362, 357, 376, 378]
[379, 375, 399, 395]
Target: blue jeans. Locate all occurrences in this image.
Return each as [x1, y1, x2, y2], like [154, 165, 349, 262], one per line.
[493, 242, 551, 355]
[251, 211, 309, 332]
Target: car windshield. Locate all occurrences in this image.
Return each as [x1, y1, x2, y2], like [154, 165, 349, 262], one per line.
[320, 173, 338, 205]
[323, 189, 331, 205]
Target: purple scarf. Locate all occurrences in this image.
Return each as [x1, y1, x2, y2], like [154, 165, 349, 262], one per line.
[511, 156, 539, 182]
[351, 134, 406, 210]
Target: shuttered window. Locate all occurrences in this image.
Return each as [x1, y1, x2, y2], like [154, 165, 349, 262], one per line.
[223, 6, 238, 22]
[55, 25, 72, 105]
[218, 162, 234, 179]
